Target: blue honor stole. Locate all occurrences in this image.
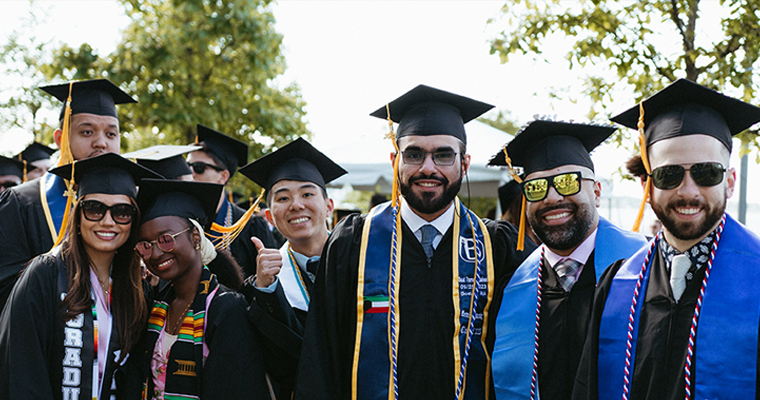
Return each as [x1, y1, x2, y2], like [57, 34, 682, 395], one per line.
[40, 172, 70, 243]
[598, 214, 760, 399]
[492, 217, 646, 399]
[351, 198, 494, 400]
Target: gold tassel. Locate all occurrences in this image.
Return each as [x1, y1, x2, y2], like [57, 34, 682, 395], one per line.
[502, 147, 523, 184]
[208, 189, 265, 249]
[20, 157, 27, 183]
[58, 82, 75, 167]
[384, 103, 401, 209]
[54, 160, 78, 247]
[516, 195, 526, 251]
[632, 101, 651, 232]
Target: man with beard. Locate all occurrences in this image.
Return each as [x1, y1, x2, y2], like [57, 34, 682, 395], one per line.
[0, 79, 135, 308]
[294, 85, 534, 400]
[487, 120, 646, 400]
[573, 79, 760, 400]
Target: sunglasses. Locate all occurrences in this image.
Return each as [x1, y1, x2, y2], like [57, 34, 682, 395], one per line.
[400, 150, 459, 166]
[80, 200, 137, 225]
[188, 161, 225, 174]
[523, 172, 594, 202]
[134, 227, 192, 259]
[649, 162, 726, 190]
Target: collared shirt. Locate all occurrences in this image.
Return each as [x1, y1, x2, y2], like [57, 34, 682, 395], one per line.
[543, 227, 598, 280]
[400, 197, 455, 250]
[659, 227, 718, 282]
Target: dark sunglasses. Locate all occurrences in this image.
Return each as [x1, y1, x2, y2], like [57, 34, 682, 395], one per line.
[400, 150, 459, 166]
[188, 161, 225, 174]
[134, 227, 192, 259]
[80, 200, 137, 225]
[523, 172, 594, 202]
[649, 162, 726, 190]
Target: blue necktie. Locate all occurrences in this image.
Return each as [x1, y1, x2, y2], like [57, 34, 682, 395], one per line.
[420, 224, 438, 259]
[554, 259, 581, 292]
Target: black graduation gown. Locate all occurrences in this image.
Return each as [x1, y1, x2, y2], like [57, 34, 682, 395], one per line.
[0, 252, 124, 400]
[0, 178, 55, 308]
[225, 202, 278, 278]
[293, 213, 534, 400]
[573, 250, 760, 400]
[130, 284, 271, 400]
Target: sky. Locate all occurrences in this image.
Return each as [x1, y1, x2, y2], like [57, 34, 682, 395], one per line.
[1, 0, 758, 230]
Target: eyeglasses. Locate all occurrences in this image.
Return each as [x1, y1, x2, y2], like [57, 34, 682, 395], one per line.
[400, 150, 459, 166]
[80, 200, 137, 225]
[0, 181, 19, 189]
[134, 227, 192, 259]
[649, 162, 726, 190]
[188, 161, 225, 174]
[523, 172, 594, 202]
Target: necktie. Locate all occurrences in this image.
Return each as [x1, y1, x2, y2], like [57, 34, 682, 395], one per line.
[419, 224, 438, 259]
[670, 254, 691, 302]
[306, 256, 320, 277]
[554, 259, 581, 292]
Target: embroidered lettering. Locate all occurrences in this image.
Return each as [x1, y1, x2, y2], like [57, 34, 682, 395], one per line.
[174, 359, 197, 377]
[62, 387, 80, 400]
[62, 348, 82, 367]
[64, 327, 83, 347]
[62, 367, 81, 385]
[459, 237, 485, 263]
[65, 313, 84, 328]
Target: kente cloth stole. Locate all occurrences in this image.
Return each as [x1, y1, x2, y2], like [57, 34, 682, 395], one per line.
[492, 216, 646, 399]
[351, 199, 494, 400]
[598, 214, 760, 399]
[145, 267, 218, 400]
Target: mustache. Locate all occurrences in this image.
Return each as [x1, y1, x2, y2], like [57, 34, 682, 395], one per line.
[670, 199, 704, 209]
[408, 173, 448, 185]
[535, 203, 577, 219]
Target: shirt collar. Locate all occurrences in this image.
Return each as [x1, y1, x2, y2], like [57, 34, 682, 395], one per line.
[399, 196, 455, 235]
[544, 227, 598, 267]
[288, 245, 308, 268]
[659, 227, 718, 270]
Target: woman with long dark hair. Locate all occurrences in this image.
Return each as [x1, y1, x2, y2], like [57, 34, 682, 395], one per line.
[133, 179, 269, 400]
[0, 153, 160, 399]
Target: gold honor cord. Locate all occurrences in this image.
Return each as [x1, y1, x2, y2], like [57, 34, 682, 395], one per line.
[632, 101, 652, 232]
[207, 188, 265, 249]
[502, 147, 527, 251]
[53, 160, 78, 248]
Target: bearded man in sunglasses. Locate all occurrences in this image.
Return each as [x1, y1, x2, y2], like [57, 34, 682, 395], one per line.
[574, 79, 760, 400]
[488, 120, 647, 400]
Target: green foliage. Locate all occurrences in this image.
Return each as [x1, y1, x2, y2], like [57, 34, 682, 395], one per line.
[489, 0, 760, 153]
[478, 109, 520, 135]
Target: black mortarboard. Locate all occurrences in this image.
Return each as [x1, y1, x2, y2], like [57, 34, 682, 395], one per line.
[611, 78, 760, 152]
[122, 145, 200, 180]
[49, 153, 162, 198]
[138, 179, 224, 230]
[195, 124, 248, 176]
[498, 177, 523, 216]
[369, 85, 494, 144]
[0, 155, 24, 178]
[488, 120, 616, 175]
[239, 137, 347, 193]
[39, 79, 136, 121]
[17, 142, 56, 163]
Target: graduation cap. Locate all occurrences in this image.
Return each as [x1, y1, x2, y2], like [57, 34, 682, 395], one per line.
[369, 84, 494, 145]
[611, 78, 760, 153]
[138, 179, 224, 231]
[194, 124, 248, 176]
[122, 144, 200, 180]
[49, 153, 162, 199]
[610, 79, 760, 232]
[17, 142, 56, 163]
[40, 78, 136, 121]
[487, 119, 615, 250]
[487, 119, 616, 176]
[498, 177, 523, 216]
[0, 155, 24, 179]
[239, 137, 347, 193]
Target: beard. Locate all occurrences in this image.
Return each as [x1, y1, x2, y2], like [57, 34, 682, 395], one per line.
[527, 201, 595, 251]
[651, 193, 726, 241]
[400, 172, 462, 215]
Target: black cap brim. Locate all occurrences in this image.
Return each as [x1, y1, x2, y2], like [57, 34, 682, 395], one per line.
[195, 124, 248, 175]
[40, 79, 136, 120]
[138, 179, 224, 230]
[123, 145, 201, 180]
[17, 142, 56, 163]
[239, 137, 347, 193]
[49, 153, 163, 198]
[369, 85, 493, 144]
[498, 178, 523, 215]
[0, 155, 25, 178]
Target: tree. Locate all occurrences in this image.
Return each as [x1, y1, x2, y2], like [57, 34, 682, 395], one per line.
[478, 109, 520, 135]
[489, 0, 760, 157]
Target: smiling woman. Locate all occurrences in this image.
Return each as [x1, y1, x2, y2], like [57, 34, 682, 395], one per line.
[0, 153, 160, 399]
